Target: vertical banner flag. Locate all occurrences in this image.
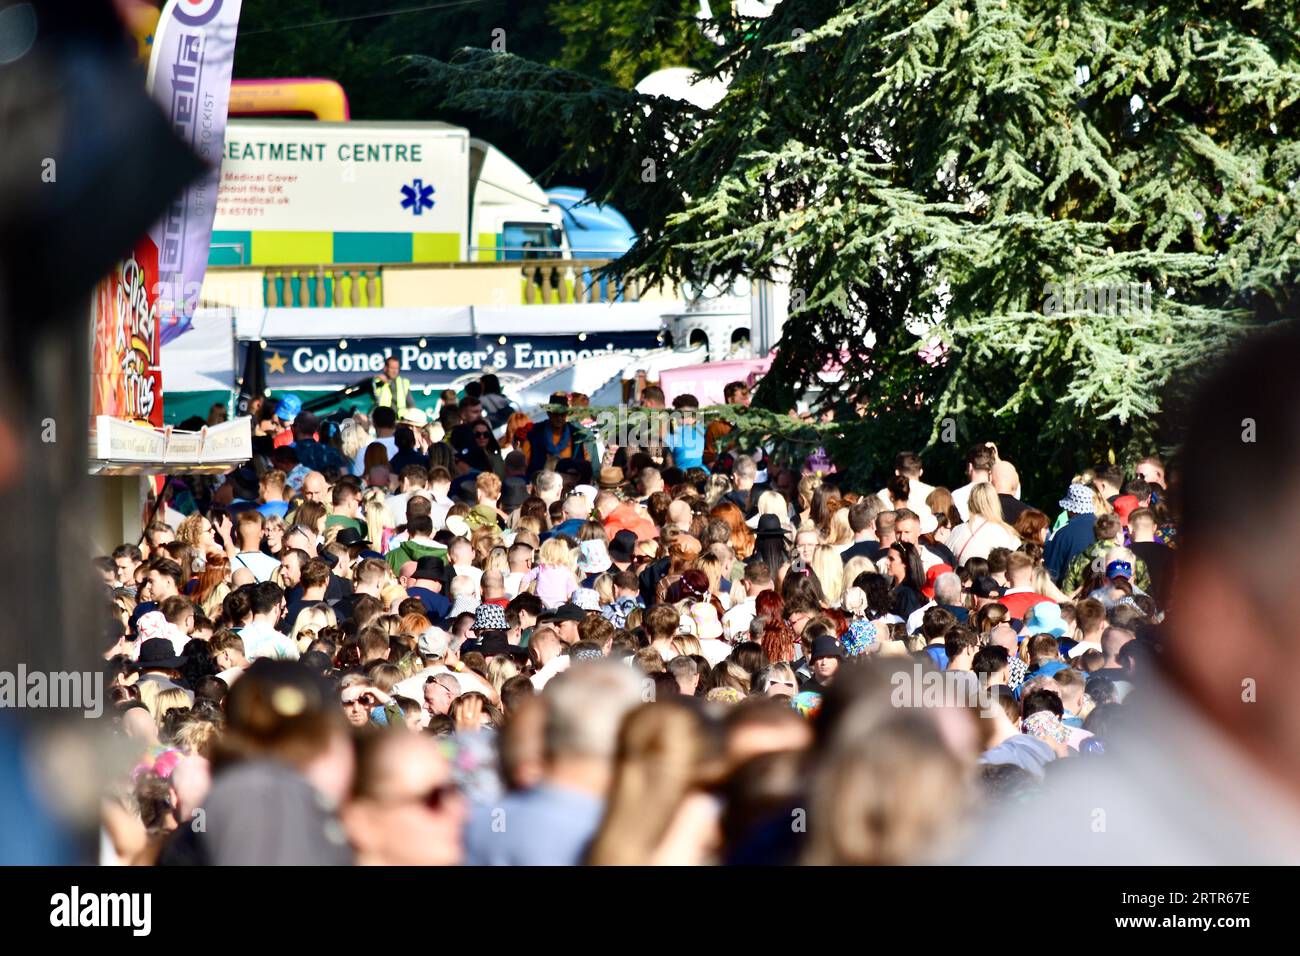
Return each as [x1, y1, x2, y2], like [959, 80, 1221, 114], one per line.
[90, 0, 243, 429]
[148, 0, 244, 347]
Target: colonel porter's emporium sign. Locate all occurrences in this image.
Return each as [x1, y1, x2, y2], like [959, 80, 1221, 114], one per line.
[258, 332, 661, 388]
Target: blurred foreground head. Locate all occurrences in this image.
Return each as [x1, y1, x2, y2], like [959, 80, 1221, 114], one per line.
[1172, 319, 1300, 796]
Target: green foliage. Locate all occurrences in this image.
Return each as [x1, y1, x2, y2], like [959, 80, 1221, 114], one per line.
[411, 0, 1300, 500]
[549, 0, 714, 87]
[232, 1, 703, 222]
[554, 402, 840, 475]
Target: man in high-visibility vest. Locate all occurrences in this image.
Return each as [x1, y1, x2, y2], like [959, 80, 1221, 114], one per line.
[373, 356, 415, 411]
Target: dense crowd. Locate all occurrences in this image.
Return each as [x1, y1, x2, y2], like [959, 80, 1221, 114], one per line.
[95, 373, 1183, 865]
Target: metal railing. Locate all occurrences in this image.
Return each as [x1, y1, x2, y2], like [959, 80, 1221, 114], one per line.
[262, 267, 383, 308]
[203, 259, 667, 308]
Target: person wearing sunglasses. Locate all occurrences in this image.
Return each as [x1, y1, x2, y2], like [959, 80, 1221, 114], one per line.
[342, 731, 466, 866]
[340, 675, 390, 729]
[458, 421, 505, 478]
[755, 662, 799, 699]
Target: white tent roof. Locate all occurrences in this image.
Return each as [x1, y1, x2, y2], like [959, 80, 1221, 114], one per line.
[508, 349, 653, 413]
[234, 307, 474, 341]
[473, 302, 669, 335]
[163, 309, 237, 392]
[232, 302, 668, 341]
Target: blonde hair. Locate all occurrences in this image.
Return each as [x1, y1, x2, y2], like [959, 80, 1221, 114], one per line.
[693, 552, 728, 600]
[174, 719, 221, 759]
[484, 547, 510, 576]
[362, 491, 395, 550]
[672, 633, 703, 658]
[797, 475, 823, 513]
[380, 583, 408, 612]
[592, 572, 615, 606]
[488, 655, 521, 694]
[968, 482, 1016, 535]
[1032, 564, 1056, 598]
[586, 701, 715, 866]
[754, 490, 789, 521]
[538, 537, 574, 570]
[826, 508, 855, 548]
[477, 471, 502, 500]
[291, 604, 336, 652]
[339, 416, 369, 463]
[841, 556, 874, 594]
[811, 545, 845, 606]
[176, 513, 208, 549]
[704, 473, 733, 509]
[149, 687, 191, 727]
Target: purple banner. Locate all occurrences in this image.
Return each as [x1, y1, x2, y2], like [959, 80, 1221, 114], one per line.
[146, 0, 243, 346]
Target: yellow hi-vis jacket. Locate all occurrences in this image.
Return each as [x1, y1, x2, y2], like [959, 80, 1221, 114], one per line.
[373, 374, 411, 409]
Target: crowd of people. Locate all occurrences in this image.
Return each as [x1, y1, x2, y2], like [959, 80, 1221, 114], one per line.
[94, 370, 1187, 866]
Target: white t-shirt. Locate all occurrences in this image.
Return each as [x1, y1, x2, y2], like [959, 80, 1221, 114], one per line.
[393, 665, 496, 724]
[906, 600, 936, 636]
[698, 638, 733, 667]
[722, 597, 757, 641]
[452, 565, 483, 596]
[239, 620, 300, 661]
[951, 482, 976, 522]
[232, 551, 280, 583]
[215, 666, 245, 688]
[530, 654, 571, 691]
[947, 518, 1021, 564]
[386, 491, 411, 526]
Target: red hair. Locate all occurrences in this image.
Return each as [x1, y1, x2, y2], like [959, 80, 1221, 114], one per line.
[709, 501, 755, 559]
[755, 588, 783, 621]
[761, 617, 797, 664]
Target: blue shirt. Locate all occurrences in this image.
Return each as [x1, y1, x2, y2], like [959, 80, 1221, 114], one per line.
[1044, 513, 1097, 582]
[464, 784, 605, 866]
[257, 501, 290, 520]
[924, 644, 949, 670]
[542, 518, 586, 542]
[1017, 659, 1070, 699]
[291, 439, 351, 475]
[666, 422, 706, 471]
[407, 587, 450, 622]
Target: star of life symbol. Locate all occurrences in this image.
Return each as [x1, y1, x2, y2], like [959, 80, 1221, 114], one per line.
[401, 178, 435, 216]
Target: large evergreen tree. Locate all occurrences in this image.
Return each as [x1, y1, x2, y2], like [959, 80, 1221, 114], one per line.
[412, 0, 1300, 496]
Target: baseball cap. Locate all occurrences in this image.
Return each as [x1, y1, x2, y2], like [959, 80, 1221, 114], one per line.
[275, 394, 302, 424]
[417, 627, 450, 657]
[810, 634, 845, 660]
[1105, 560, 1134, 580]
[548, 602, 587, 623]
[966, 576, 1005, 599]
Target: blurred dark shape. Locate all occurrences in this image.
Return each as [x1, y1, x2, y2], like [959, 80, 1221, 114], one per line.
[0, 0, 205, 862]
